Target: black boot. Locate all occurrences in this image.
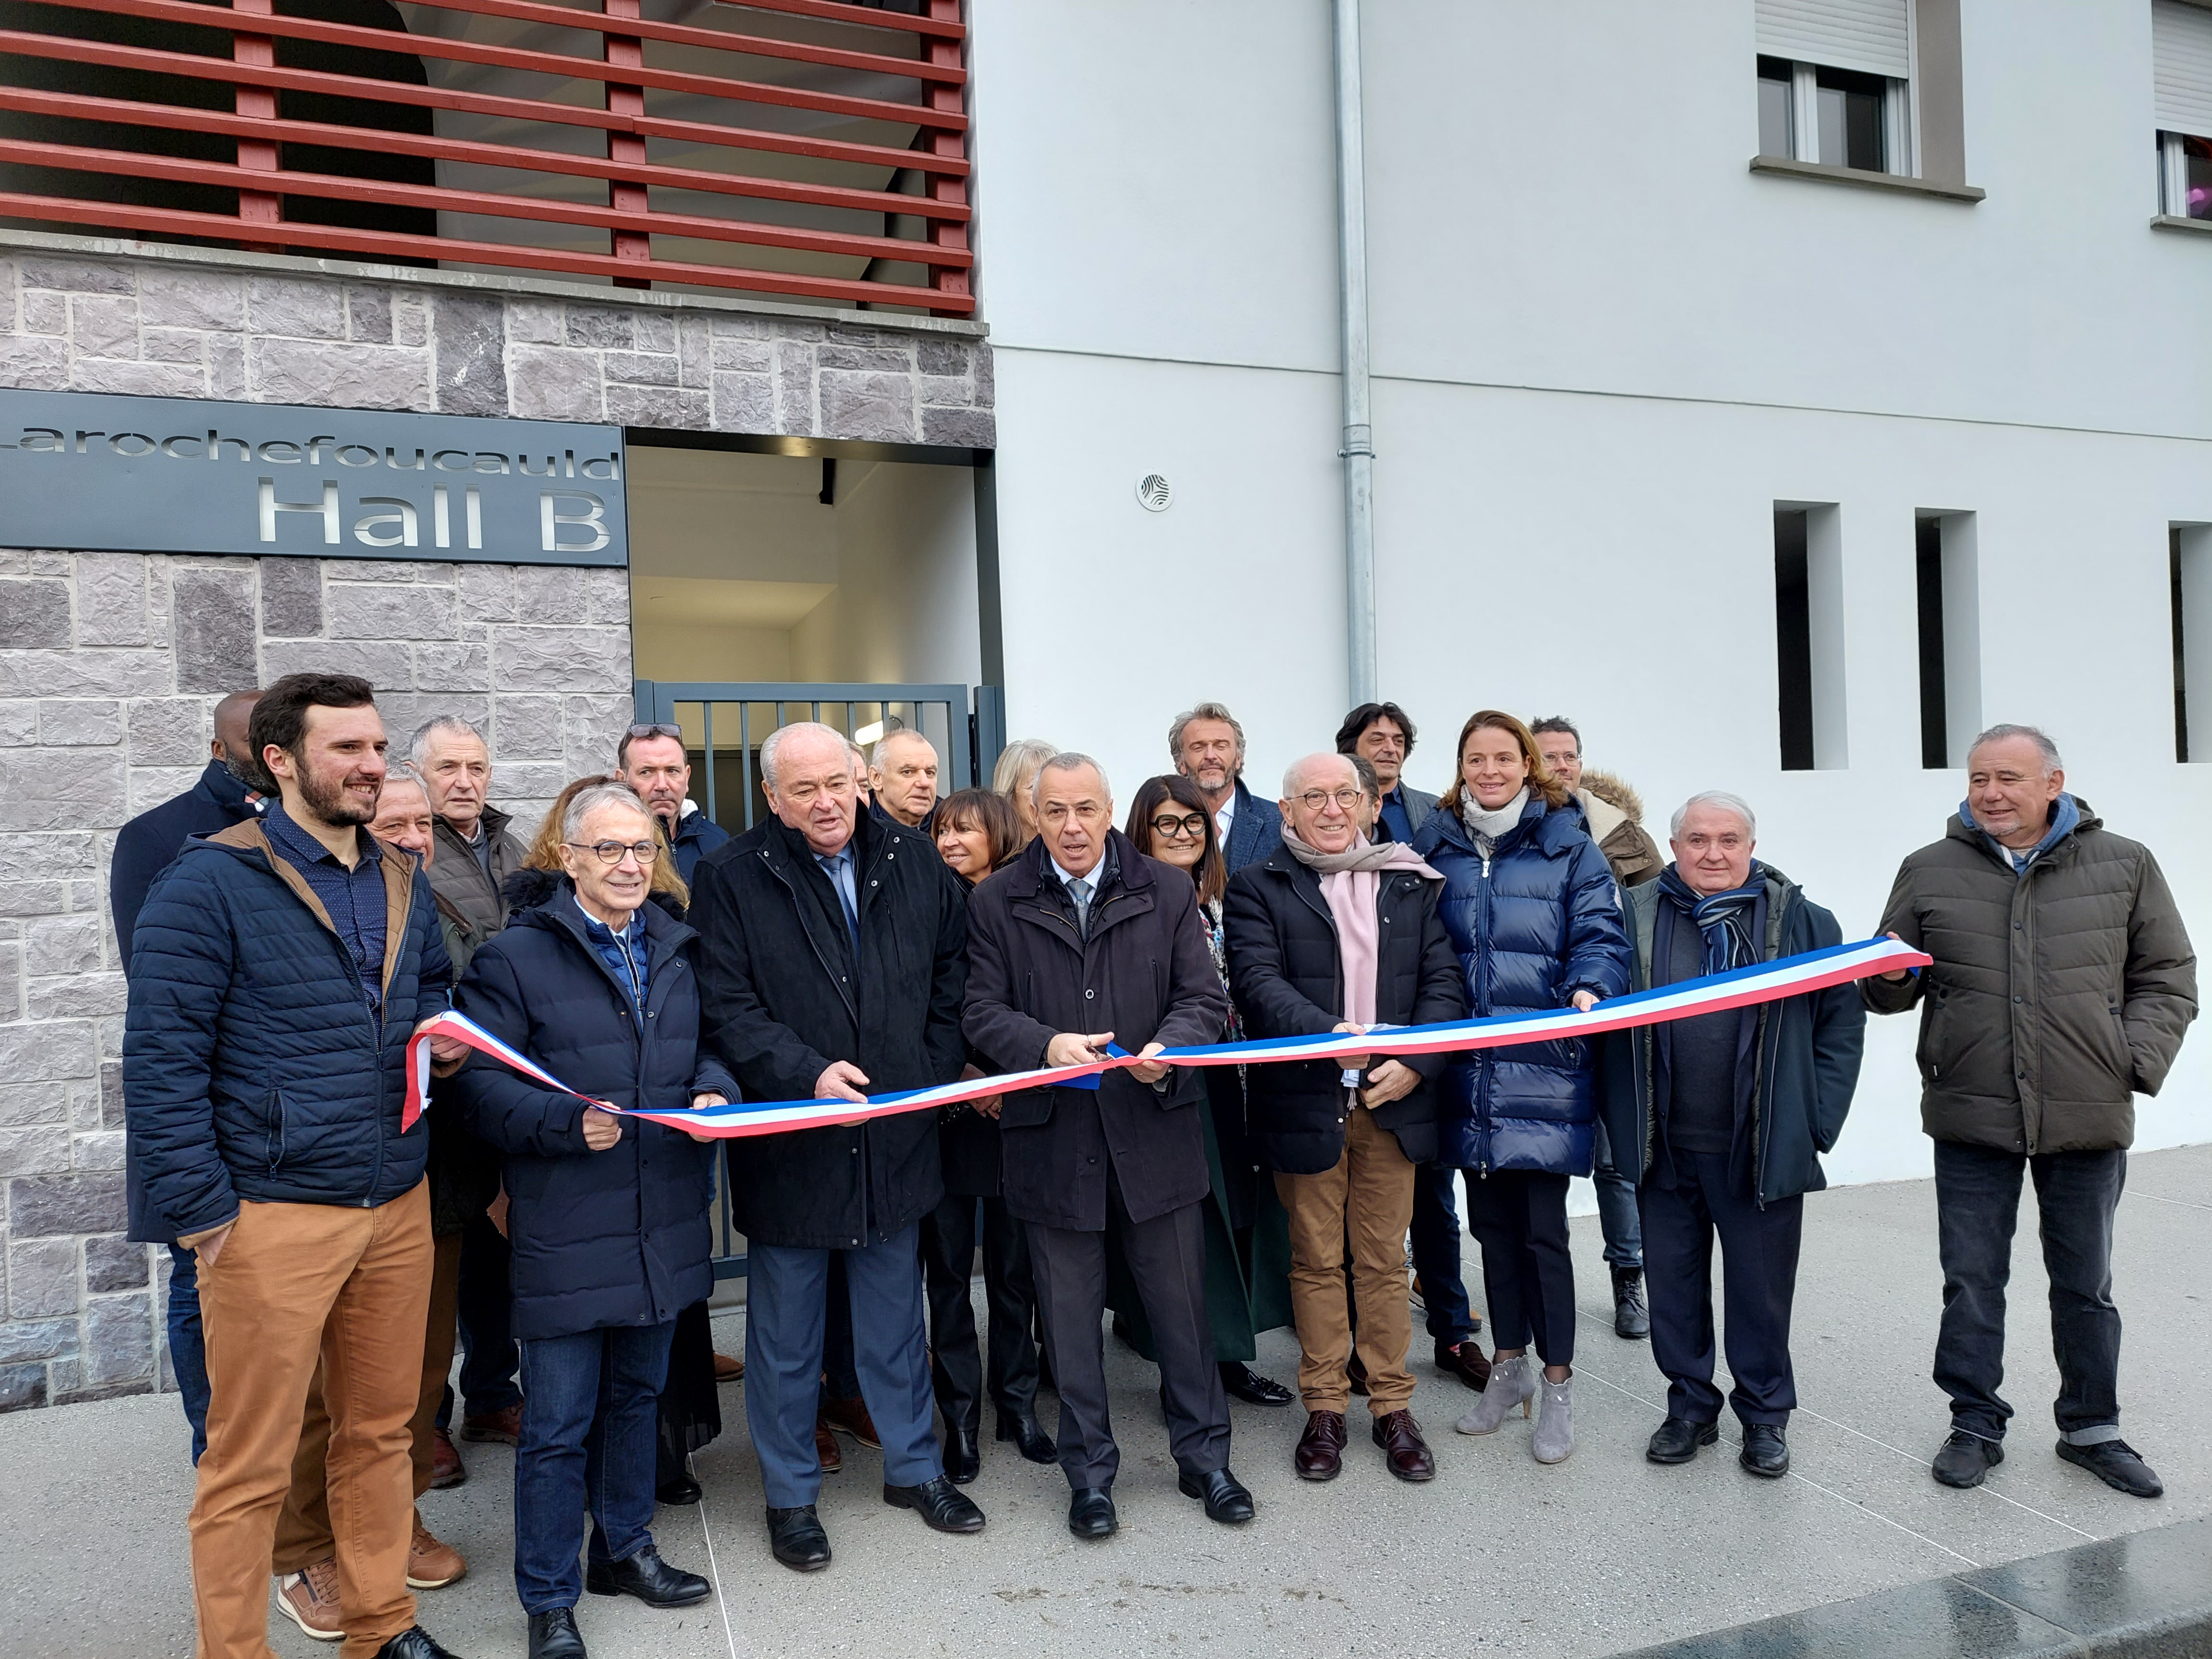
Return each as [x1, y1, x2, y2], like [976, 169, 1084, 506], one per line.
[995, 1409, 1057, 1464]
[584, 1544, 709, 1607]
[766, 1505, 830, 1572]
[943, 1420, 981, 1484]
[528, 1607, 587, 1659]
[1611, 1265, 1650, 1340]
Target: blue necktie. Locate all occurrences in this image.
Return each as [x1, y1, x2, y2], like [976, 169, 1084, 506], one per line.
[823, 853, 860, 952]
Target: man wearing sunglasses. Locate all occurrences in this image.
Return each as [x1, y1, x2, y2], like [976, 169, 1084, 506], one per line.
[618, 723, 730, 885]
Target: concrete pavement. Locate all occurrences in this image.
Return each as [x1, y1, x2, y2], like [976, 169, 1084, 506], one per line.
[1, 1144, 2206, 1659]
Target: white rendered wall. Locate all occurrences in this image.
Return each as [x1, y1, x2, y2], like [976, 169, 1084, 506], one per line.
[971, 0, 2212, 1185]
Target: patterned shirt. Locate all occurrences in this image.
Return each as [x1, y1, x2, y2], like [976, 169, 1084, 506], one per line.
[263, 801, 387, 1015]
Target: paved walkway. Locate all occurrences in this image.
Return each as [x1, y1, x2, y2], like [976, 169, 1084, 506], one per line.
[2, 1145, 2206, 1659]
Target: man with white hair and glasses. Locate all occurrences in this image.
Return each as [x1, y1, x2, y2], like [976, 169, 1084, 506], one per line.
[1599, 790, 1865, 1480]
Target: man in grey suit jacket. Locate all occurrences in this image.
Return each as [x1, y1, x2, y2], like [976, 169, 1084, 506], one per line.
[1337, 702, 1438, 846]
[1170, 701, 1283, 873]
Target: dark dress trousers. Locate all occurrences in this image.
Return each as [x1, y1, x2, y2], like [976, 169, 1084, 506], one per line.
[962, 831, 1233, 1488]
[689, 809, 969, 1507]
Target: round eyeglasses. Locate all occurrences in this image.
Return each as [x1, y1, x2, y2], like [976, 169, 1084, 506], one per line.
[568, 840, 660, 865]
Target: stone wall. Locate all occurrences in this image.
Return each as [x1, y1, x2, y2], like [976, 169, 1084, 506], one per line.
[0, 238, 994, 1411]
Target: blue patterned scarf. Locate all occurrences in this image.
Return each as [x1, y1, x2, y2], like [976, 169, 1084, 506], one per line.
[1656, 863, 1766, 976]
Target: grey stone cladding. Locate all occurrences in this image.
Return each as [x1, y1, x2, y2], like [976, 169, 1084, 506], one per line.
[0, 239, 997, 1411]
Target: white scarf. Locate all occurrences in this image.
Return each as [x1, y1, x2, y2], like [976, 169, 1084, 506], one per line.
[1460, 786, 1529, 849]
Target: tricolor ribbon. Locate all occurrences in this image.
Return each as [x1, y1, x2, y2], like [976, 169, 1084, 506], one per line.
[404, 936, 1927, 1141]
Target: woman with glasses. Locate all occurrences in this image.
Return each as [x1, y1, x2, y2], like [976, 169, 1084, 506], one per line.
[1414, 712, 1630, 1466]
[454, 782, 733, 1659]
[1117, 774, 1296, 1409]
[509, 777, 723, 1507]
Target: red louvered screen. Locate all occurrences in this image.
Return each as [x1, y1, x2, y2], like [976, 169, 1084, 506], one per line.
[0, 0, 973, 314]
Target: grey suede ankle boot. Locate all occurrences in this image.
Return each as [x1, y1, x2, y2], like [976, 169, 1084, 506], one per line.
[1532, 1373, 1574, 1463]
[1454, 1354, 1534, 1435]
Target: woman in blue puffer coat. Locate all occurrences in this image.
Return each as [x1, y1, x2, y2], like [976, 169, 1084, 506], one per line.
[1412, 711, 1629, 1465]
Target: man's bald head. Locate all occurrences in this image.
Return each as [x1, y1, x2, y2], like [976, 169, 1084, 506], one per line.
[212, 690, 261, 777]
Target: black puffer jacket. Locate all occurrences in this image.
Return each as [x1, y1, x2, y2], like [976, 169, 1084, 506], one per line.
[1223, 845, 1466, 1174]
[451, 887, 731, 1342]
[690, 810, 968, 1250]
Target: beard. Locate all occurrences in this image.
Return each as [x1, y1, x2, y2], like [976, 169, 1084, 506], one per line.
[298, 763, 377, 827]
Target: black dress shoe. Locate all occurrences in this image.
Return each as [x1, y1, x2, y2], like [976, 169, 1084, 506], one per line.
[943, 1422, 981, 1484]
[528, 1607, 587, 1659]
[2057, 1437, 2164, 1498]
[373, 1629, 464, 1659]
[884, 1474, 986, 1534]
[1176, 1466, 1255, 1525]
[1931, 1428, 2004, 1489]
[1739, 1422, 1790, 1478]
[1611, 1265, 1651, 1340]
[766, 1505, 830, 1572]
[1068, 1486, 1117, 1538]
[1218, 1361, 1295, 1407]
[656, 1471, 702, 1506]
[995, 1410, 1057, 1464]
[585, 1544, 709, 1608]
[1646, 1416, 1720, 1464]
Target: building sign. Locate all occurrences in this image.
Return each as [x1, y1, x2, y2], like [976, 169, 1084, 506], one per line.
[0, 390, 627, 566]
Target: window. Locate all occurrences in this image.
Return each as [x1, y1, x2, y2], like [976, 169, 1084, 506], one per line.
[1756, 0, 1913, 175]
[2156, 0, 2212, 217]
[1774, 505, 1847, 770]
[2172, 524, 2212, 760]
[1914, 512, 1980, 768]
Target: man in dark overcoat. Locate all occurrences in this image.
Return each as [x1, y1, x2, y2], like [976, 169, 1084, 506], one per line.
[689, 720, 983, 1572]
[964, 752, 1254, 1539]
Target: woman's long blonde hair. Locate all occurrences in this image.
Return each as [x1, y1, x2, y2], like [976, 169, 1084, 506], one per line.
[523, 774, 690, 908]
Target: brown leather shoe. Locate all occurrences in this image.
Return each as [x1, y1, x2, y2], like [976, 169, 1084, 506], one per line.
[1436, 1339, 1492, 1392]
[406, 1515, 467, 1589]
[714, 1351, 744, 1382]
[814, 1415, 843, 1472]
[1372, 1409, 1437, 1482]
[430, 1426, 465, 1490]
[821, 1393, 881, 1449]
[1294, 1410, 1347, 1481]
[460, 1403, 522, 1445]
[275, 1558, 343, 1642]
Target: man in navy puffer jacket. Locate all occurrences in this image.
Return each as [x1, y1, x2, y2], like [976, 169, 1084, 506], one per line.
[123, 672, 467, 1659]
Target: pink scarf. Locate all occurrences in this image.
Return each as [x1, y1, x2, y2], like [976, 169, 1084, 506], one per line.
[1279, 827, 1442, 1028]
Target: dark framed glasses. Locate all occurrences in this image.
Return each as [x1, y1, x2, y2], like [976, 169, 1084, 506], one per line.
[1151, 812, 1208, 840]
[567, 839, 660, 865]
[624, 723, 683, 742]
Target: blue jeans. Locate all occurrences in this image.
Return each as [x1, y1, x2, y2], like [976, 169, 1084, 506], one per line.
[745, 1224, 940, 1509]
[1591, 1117, 1644, 1270]
[513, 1321, 675, 1614]
[166, 1244, 211, 1464]
[457, 1213, 522, 1416]
[1933, 1141, 2126, 1446]
[1407, 1163, 1476, 1346]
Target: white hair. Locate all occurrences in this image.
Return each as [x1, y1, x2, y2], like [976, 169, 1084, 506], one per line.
[561, 782, 652, 843]
[1669, 791, 1758, 841]
[759, 720, 851, 791]
[1033, 751, 1110, 806]
[871, 728, 937, 769]
[379, 761, 430, 798]
[1281, 752, 1358, 797]
[1968, 723, 2063, 774]
[410, 714, 486, 765]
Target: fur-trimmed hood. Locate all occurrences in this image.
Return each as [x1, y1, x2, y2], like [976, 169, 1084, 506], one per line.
[1579, 769, 1644, 825]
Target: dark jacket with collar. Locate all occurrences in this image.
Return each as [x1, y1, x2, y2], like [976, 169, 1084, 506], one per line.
[111, 759, 263, 968]
[1601, 865, 1866, 1205]
[428, 803, 525, 957]
[451, 889, 731, 1341]
[1223, 843, 1466, 1174]
[962, 830, 1230, 1231]
[1412, 796, 1631, 1176]
[1220, 777, 1286, 875]
[690, 808, 968, 1250]
[1862, 797, 2196, 1154]
[669, 807, 731, 886]
[1374, 782, 1439, 843]
[122, 817, 452, 1243]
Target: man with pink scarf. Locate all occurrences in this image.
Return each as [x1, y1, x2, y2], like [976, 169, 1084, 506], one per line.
[1223, 754, 1467, 1484]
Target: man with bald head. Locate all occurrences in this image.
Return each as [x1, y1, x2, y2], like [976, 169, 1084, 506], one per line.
[964, 753, 1252, 1538]
[1601, 792, 1864, 1481]
[111, 686, 263, 1464]
[869, 730, 941, 830]
[1225, 754, 1463, 1484]
[689, 720, 982, 1572]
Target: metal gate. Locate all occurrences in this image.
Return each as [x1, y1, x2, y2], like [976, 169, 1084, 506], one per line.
[632, 680, 1004, 1279]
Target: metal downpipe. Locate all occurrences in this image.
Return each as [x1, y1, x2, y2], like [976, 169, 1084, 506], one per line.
[1334, 0, 1377, 707]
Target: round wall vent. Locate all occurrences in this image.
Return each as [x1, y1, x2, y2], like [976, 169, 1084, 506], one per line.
[1136, 474, 1172, 512]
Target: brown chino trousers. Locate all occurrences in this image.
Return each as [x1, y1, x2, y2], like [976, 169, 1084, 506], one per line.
[1276, 1106, 1418, 1415]
[190, 1181, 432, 1659]
[274, 1228, 463, 1575]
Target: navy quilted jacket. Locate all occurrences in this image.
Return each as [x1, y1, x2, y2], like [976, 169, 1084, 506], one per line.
[451, 890, 732, 1342]
[122, 818, 452, 1242]
[1413, 796, 1631, 1175]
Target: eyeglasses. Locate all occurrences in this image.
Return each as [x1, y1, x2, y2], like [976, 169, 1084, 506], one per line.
[624, 722, 683, 743]
[1151, 812, 1208, 840]
[1296, 788, 1365, 812]
[568, 840, 660, 865]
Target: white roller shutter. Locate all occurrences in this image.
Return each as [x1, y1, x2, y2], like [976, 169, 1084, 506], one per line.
[2155, 0, 2212, 139]
[1756, 0, 1911, 79]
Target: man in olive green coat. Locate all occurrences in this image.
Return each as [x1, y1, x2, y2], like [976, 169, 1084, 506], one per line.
[1866, 724, 2194, 1500]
